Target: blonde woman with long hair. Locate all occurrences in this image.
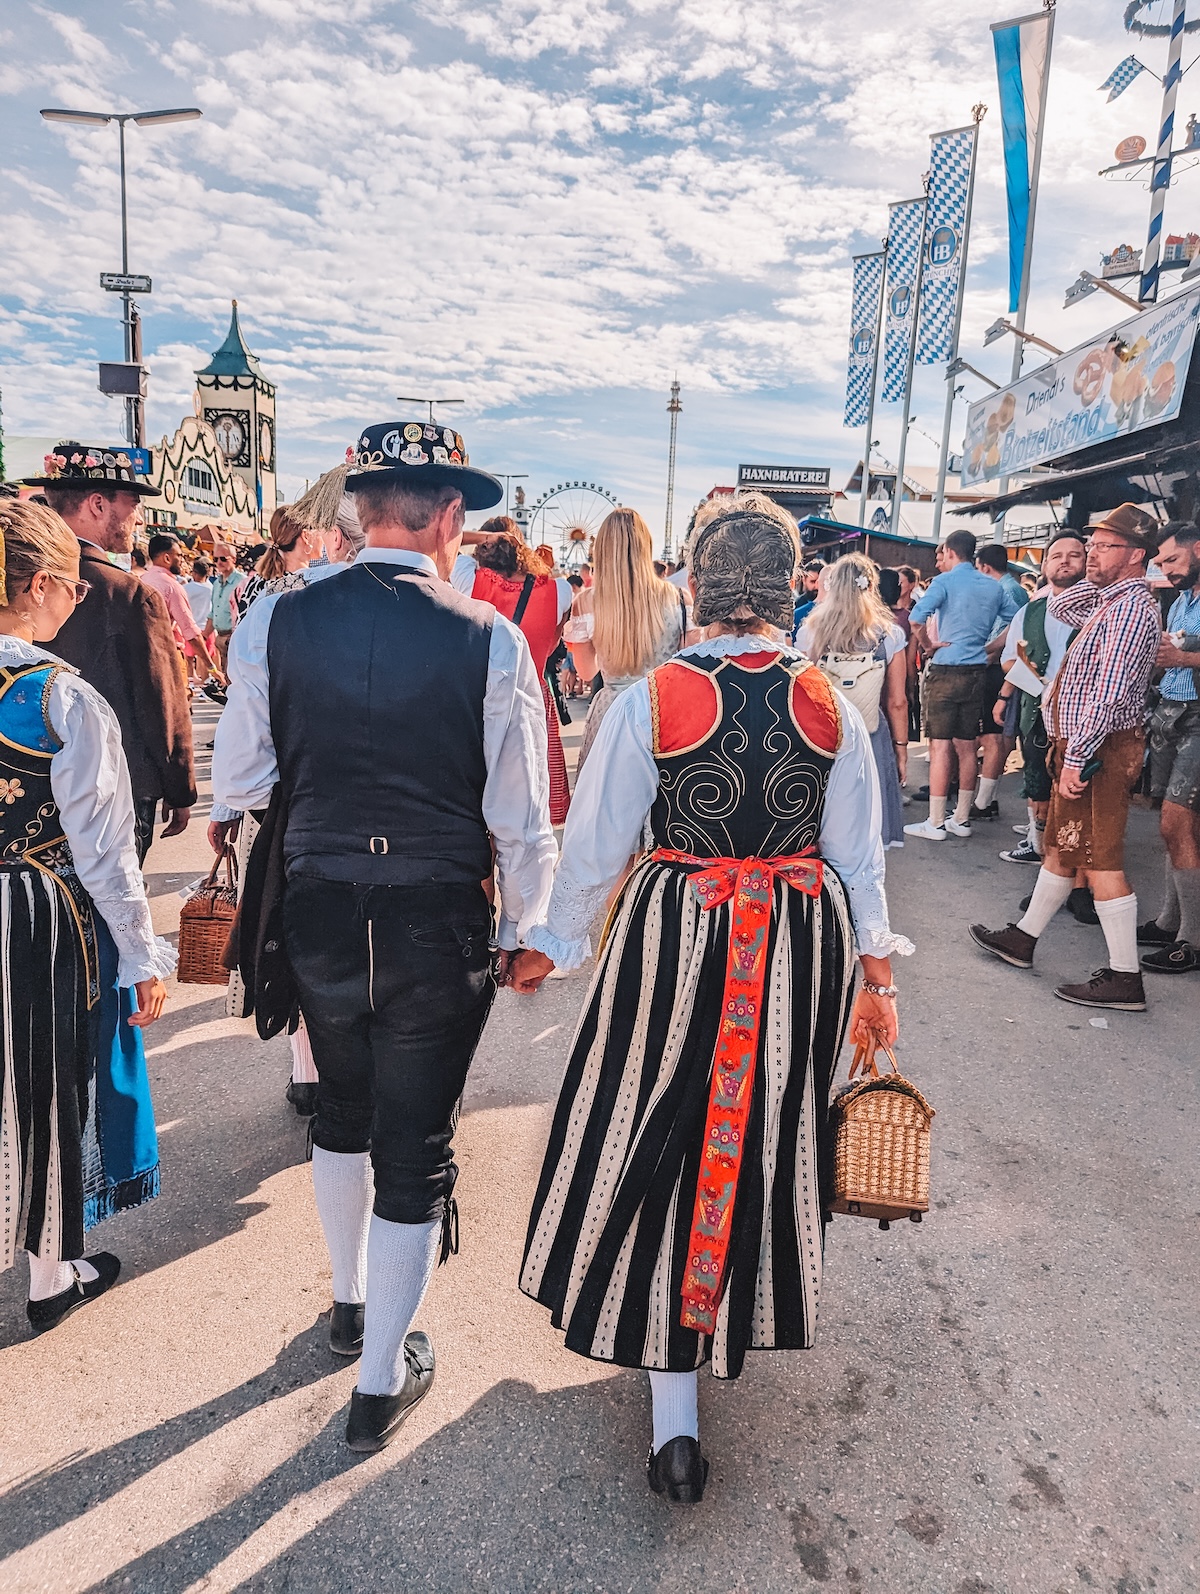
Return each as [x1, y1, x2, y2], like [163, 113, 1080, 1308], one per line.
[565, 508, 690, 769]
[797, 552, 908, 847]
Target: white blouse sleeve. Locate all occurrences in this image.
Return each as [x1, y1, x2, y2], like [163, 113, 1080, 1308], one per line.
[47, 673, 177, 987]
[211, 598, 280, 817]
[819, 697, 914, 959]
[562, 611, 594, 646]
[526, 682, 659, 969]
[555, 578, 575, 620]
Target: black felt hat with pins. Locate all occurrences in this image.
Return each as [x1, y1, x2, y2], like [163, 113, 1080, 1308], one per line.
[343, 419, 502, 511]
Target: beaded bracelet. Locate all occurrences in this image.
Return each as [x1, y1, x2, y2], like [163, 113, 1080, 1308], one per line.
[861, 981, 899, 998]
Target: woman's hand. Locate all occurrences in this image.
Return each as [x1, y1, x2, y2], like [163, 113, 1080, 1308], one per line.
[508, 950, 555, 993]
[207, 817, 240, 855]
[850, 987, 898, 1049]
[129, 977, 168, 1027]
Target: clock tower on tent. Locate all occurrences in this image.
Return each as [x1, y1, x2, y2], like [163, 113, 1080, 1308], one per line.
[195, 300, 277, 530]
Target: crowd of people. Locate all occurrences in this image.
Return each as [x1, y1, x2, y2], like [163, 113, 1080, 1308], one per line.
[2, 425, 1196, 1505]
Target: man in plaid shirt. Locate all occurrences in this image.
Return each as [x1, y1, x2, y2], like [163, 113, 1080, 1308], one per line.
[971, 504, 1161, 1011]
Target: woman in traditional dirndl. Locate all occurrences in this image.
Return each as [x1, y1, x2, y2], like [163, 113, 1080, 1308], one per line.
[0, 501, 172, 1333]
[508, 494, 912, 1502]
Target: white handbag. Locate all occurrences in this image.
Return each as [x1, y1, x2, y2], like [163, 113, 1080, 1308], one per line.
[818, 651, 885, 732]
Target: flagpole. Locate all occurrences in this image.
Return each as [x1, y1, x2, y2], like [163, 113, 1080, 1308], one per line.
[932, 105, 986, 541]
[891, 200, 928, 536]
[1139, 0, 1187, 304]
[859, 246, 887, 527]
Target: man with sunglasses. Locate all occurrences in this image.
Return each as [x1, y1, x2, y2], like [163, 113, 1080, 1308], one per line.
[971, 504, 1161, 1010]
[25, 442, 196, 865]
[205, 544, 246, 675]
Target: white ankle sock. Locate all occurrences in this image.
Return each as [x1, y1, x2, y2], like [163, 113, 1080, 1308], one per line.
[311, 1147, 373, 1305]
[954, 788, 976, 825]
[1016, 868, 1075, 938]
[649, 1369, 699, 1452]
[27, 1254, 98, 1301]
[974, 776, 999, 809]
[1095, 892, 1139, 973]
[929, 795, 947, 828]
[290, 1020, 319, 1084]
[357, 1215, 441, 1396]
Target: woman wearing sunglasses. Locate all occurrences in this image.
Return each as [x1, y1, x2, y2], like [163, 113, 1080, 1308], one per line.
[0, 500, 173, 1334]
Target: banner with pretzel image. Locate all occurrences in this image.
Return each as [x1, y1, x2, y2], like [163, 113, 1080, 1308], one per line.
[960, 289, 1200, 488]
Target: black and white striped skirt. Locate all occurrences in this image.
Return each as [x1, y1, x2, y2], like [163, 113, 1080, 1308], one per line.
[520, 856, 855, 1380]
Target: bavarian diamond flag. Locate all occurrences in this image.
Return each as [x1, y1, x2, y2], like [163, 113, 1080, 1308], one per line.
[918, 125, 977, 366]
[884, 198, 926, 402]
[844, 251, 885, 427]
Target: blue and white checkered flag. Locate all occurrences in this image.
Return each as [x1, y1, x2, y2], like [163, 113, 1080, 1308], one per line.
[883, 198, 925, 402]
[1100, 55, 1145, 102]
[918, 125, 977, 366]
[844, 251, 885, 427]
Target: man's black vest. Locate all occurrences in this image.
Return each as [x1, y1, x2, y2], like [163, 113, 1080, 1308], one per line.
[266, 562, 494, 886]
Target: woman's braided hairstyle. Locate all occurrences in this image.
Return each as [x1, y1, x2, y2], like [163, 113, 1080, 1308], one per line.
[688, 491, 800, 630]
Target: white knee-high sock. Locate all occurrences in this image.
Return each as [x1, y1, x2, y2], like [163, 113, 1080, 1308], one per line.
[290, 1020, 319, 1084]
[1156, 856, 1181, 933]
[1031, 811, 1045, 855]
[954, 787, 976, 824]
[357, 1215, 441, 1397]
[1016, 868, 1075, 938]
[649, 1369, 700, 1452]
[974, 776, 999, 809]
[27, 1254, 97, 1300]
[1095, 893, 1139, 973]
[311, 1147, 373, 1305]
[928, 795, 947, 828]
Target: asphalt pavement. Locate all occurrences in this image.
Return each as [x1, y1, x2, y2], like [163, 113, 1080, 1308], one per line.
[0, 702, 1196, 1594]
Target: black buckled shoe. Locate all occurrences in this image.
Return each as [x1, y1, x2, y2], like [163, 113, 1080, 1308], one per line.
[26, 1253, 121, 1334]
[1138, 918, 1181, 948]
[647, 1436, 709, 1503]
[1140, 940, 1199, 974]
[285, 1080, 318, 1117]
[345, 1332, 435, 1453]
[330, 1302, 365, 1357]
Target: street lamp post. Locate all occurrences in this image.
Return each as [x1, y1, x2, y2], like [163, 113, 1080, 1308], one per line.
[41, 106, 202, 447]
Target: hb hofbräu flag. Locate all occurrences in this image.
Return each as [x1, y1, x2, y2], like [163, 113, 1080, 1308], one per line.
[1100, 55, 1145, 103]
[883, 198, 925, 402]
[844, 251, 885, 427]
[918, 125, 977, 365]
[992, 8, 1054, 314]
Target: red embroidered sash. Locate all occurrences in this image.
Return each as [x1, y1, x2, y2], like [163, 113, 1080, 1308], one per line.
[651, 847, 825, 1335]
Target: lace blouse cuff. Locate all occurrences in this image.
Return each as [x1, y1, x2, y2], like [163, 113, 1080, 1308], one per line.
[527, 923, 592, 970]
[857, 926, 916, 959]
[93, 896, 179, 987]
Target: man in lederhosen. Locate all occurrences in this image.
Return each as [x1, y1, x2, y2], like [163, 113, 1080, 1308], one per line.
[211, 420, 556, 1450]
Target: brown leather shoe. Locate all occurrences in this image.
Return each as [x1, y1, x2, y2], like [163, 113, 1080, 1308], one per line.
[969, 922, 1037, 969]
[1054, 968, 1147, 1012]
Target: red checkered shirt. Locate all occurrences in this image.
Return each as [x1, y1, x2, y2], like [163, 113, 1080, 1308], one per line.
[1045, 578, 1161, 770]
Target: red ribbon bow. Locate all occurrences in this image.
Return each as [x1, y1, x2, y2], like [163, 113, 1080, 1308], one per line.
[652, 848, 824, 1334]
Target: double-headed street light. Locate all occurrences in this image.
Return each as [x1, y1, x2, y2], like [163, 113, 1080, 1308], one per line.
[40, 106, 203, 446]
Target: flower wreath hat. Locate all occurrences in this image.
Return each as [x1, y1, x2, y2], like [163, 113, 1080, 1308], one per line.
[23, 440, 160, 497]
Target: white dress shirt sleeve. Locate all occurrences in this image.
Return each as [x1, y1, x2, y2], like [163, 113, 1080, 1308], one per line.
[555, 578, 575, 620]
[47, 674, 177, 988]
[1000, 604, 1028, 666]
[210, 596, 281, 818]
[482, 614, 560, 949]
[451, 552, 477, 595]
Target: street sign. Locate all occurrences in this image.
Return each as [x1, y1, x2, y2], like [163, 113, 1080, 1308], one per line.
[100, 272, 152, 293]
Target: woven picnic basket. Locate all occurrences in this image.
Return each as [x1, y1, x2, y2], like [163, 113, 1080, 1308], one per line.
[829, 1032, 935, 1230]
[178, 847, 238, 985]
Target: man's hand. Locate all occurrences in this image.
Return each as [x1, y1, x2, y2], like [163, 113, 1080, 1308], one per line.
[129, 977, 167, 1027]
[160, 804, 191, 838]
[895, 744, 908, 784]
[993, 695, 1009, 728]
[207, 816, 240, 854]
[1156, 638, 1194, 670]
[508, 949, 555, 993]
[1058, 764, 1089, 801]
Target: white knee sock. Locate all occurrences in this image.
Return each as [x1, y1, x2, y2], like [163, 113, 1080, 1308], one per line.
[928, 795, 947, 828]
[1095, 892, 1139, 973]
[649, 1369, 699, 1452]
[1016, 868, 1075, 938]
[27, 1254, 98, 1300]
[311, 1147, 373, 1305]
[975, 776, 999, 810]
[1030, 809, 1045, 855]
[954, 787, 976, 825]
[357, 1215, 441, 1397]
[1156, 857, 1181, 934]
[290, 1020, 319, 1084]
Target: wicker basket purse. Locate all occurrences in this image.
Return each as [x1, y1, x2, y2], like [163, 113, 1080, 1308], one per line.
[178, 848, 239, 985]
[829, 1031, 935, 1230]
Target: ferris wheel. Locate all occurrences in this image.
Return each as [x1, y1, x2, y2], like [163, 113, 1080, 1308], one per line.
[528, 480, 620, 567]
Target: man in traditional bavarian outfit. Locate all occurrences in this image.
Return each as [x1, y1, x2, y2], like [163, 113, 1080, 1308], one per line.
[211, 420, 557, 1451]
[507, 493, 911, 1502]
[25, 443, 196, 864]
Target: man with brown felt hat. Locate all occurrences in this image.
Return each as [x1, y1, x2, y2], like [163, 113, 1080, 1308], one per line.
[26, 444, 196, 863]
[970, 503, 1162, 1011]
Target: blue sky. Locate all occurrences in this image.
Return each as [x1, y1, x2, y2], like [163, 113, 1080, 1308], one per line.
[2, 0, 1197, 532]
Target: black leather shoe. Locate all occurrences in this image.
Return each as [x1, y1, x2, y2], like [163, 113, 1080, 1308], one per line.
[26, 1253, 121, 1334]
[647, 1436, 709, 1503]
[1067, 887, 1100, 926]
[330, 1302, 365, 1357]
[972, 800, 1000, 820]
[1138, 918, 1181, 947]
[285, 1080, 318, 1117]
[345, 1332, 435, 1452]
